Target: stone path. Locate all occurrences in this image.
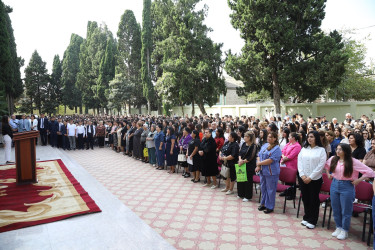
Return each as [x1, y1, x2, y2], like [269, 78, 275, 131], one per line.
[66, 147, 371, 250]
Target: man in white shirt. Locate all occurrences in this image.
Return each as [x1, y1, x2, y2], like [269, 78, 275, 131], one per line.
[76, 121, 86, 150]
[67, 120, 77, 150]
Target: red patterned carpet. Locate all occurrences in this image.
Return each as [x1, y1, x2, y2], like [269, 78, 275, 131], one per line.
[0, 160, 101, 233]
[67, 148, 371, 250]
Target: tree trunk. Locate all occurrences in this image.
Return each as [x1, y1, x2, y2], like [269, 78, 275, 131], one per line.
[197, 102, 206, 115]
[64, 105, 67, 114]
[272, 69, 281, 115]
[138, 105, 142, 114]
[79, 106, 83, 114]
[147, 100, 151, 115]
[191, 99, 195, 117]
[75, 106, 77, 113]
[181, 105, 184, 116]
[84, 106, 88, 114]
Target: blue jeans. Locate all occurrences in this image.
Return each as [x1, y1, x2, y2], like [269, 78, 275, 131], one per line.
[330, 178, 355, 232]
[260, 174, 279, 210]
[148, 147, 156, 165]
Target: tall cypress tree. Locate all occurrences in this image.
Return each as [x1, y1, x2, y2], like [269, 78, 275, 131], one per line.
[4, 5, 22, 114]
[0, 0, 11, 114]
[24, 50, 49, 114]
[117, 10, 144, 113]
[62, 33, 84, 113]
[141, 0, 154, 114]
[43, 54, 63, 114]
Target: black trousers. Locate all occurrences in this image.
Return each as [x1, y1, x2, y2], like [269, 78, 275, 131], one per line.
[40, 129, 47, 145]
[77, 134, 84, 149]
[50, 133, 57, 147]
[57, 134, 63, 148]
[237, 167, 254, 199]
[299, 176, 322, 225]
[87, 133, 94, 149]
[98, 137, 104, 147]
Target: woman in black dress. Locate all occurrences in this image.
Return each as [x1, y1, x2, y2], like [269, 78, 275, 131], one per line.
[237, 131, 258, 201]
[187, 130, 201, 182]
[199, 129, 218, 188]
[133, 121, 143, 160]
[219, 132, 240, 195]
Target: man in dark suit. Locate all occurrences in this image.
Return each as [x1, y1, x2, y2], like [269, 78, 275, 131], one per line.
[86, 120, 96, 150]
[48, 116, 59, 147]
[38, 113, 49, 146]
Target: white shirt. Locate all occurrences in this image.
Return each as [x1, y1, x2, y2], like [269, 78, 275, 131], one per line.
[67, 123, 77, 136]
[76, 125, 86, 136]
[31, 119, 38, 131]
[298, 146, 327, 180]
[279, 138, 287, 150]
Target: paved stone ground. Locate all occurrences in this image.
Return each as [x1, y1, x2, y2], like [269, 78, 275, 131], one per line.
[66, 147, 372, 250]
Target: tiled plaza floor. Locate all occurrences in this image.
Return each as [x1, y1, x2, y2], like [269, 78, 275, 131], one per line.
[66, 147, 371, 250]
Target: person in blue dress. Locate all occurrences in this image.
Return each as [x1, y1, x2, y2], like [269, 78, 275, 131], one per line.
[256, 131, 282, 214]
[155, 124, 165, 170]
[165, 126, 179, 173]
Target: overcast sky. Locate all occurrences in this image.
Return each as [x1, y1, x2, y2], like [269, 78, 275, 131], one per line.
[4, 0, 375, 74]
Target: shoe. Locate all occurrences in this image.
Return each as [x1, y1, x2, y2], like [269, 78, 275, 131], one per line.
[193, 179, 200, 183]
[184, 173, 191, 178]
[202, 183, 210, 187]
[258, 206, 266, 211]
[211, 185, 217, 189]
[301, 220, 308, 226]
[243, 198, 250, 202]
[279, 191, 286, 197]
[336, 230, 348, 240]
[191, 178, 195, 182]
[263, 209, 274, 214]
[332, 228, 342, 237]
[322, 202, 326, 208]
[153, 164, 156, 167]
[306, 223, 315, 229]
[225, 190, 234, 195]
[221, 188, 229, 192]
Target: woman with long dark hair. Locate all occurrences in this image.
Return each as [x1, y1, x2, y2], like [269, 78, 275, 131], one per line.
[348, 133, 366, 162]
[258, 129, 268, 148]
[297, 131, 326, 229]
[279, 127, 290, 150]
[256, 131, 282, 214]
[325, 143, 375, 240]
[2, 115, 14, 164]
[237, 131, 258, 201]
[187, 130, 201, 182]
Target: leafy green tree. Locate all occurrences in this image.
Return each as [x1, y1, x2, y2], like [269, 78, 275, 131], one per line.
[116, 10, 145, 113]
[61, 33, 84, 113]
[142, 0, 155, 114]
[152, 0, 226, 115]
[226, 0, 348, 114]
[327, 35, 375, 101]
[106, 73, 134, 114]
[24, 50, 49, 114]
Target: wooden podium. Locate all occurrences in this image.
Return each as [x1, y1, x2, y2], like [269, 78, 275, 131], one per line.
[13, 130, 39, 184]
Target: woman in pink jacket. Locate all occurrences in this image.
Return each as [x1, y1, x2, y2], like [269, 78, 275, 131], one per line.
[280, 132, 302, 199]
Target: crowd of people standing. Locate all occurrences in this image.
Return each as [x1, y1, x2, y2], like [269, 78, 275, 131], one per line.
[2, 111, 375, 241]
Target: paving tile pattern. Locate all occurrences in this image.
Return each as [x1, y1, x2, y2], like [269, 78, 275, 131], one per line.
[67, 148, 372, 250]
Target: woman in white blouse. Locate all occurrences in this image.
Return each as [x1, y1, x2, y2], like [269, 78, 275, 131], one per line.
[298, 130, 327, 229]
[30, 115, 38, 130]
